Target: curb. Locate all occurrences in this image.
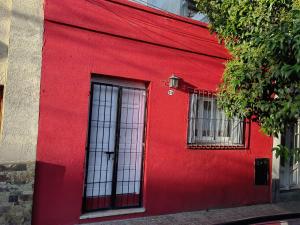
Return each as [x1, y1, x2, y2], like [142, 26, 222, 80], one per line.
[217, 213, 300, 225]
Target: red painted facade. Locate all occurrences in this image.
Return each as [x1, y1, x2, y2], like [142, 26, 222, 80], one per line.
[32, 0, 273, 224]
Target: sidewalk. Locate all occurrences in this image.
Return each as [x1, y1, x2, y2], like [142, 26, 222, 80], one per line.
[83, 201, 300, 225]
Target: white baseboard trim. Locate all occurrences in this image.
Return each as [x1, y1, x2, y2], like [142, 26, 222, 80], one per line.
[80, 207, 146, 219]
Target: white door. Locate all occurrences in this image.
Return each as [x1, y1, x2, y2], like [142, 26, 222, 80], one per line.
[290, 120, 300, 189]
[290, 157, 300, 189]
[280, 120, 300, 190]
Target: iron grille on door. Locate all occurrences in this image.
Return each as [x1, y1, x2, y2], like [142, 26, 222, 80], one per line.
[83, 81, 147, 212]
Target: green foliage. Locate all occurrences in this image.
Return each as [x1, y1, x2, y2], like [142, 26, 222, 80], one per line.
[195, 0, 300, 138]
[273, 144, 300, 161]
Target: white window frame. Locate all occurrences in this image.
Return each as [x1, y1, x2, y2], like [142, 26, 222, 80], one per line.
[188, 92, 245, 148]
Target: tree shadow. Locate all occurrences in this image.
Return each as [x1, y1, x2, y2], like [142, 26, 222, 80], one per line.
[0, 40, 8, 59]
[178, 79, 198, 93]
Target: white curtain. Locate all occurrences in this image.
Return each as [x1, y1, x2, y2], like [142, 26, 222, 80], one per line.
[86, 85, 146, 197]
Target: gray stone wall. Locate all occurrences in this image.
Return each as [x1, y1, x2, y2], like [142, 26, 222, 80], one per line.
[0, 162, 34, 225]
[0, 0, 44, 224]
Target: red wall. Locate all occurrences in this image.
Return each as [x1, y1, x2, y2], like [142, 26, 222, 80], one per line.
[33, 1, 273, 225]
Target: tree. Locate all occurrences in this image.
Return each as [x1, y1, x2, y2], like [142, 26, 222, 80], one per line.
[194, 0, 300, 158]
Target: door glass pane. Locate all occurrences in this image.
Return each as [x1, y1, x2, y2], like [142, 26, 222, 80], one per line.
[116, 88, 146, 207]
[290, 121, 300, 188]
[85, 84, 118, 210]
[202, 100, 212, 137]
[280, 120, 300, 190]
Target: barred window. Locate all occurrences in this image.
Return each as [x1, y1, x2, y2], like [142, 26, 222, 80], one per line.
[282, 119, 300, 149]
[188, 92, 245, 148]
[293, 119, 300, 149]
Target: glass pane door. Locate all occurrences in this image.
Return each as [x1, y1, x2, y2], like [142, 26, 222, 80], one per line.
[83, 81, 146, 212]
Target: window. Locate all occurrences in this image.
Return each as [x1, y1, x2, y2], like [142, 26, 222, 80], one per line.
[188, 91, 245, 148]
[293, 119, 300, 149]
[280, 119, 300, 189]
[130, 0, 206, 21]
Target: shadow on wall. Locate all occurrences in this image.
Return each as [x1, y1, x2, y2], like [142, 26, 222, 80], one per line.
[178, 79, 198, 93]
[0, 2, 43, 60]
[32, 161, 66, 223]
[1, 2, 43, 25]
[0, 41, 8, 59]
[144, 149, 271, 215]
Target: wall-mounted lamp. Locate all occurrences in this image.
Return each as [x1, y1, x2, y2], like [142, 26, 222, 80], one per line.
[169, 74, 181, 89]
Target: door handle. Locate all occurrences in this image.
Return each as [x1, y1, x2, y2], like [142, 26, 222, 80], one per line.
[104, 151, 114, 160]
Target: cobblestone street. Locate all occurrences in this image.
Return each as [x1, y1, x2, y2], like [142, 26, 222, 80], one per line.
[82, 201, 300, 225]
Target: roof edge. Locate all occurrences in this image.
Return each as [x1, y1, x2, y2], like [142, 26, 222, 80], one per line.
[103, 0, 209, 29]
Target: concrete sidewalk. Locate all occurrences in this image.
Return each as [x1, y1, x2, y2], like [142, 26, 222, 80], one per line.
[83, 201, 300, 225]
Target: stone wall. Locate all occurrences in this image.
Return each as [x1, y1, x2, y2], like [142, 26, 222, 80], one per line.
[0, 0, 44, 224]
[0, 162, 35, 225]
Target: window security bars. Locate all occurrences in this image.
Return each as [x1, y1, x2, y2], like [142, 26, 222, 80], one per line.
[290, 119, 300, 189]
[283, 120, 300, 149]
[188, 91, 246, 148]
[294, 119, 300, 149]
[284, 119, 300, 188]
[292, 120, 300, 187]
[83, 82, 147, 212]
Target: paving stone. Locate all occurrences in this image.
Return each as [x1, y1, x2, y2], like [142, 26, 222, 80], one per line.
[81, 201, 300, 225]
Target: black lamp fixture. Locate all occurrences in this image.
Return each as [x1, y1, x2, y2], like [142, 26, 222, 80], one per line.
[169, 74, 181, 89]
